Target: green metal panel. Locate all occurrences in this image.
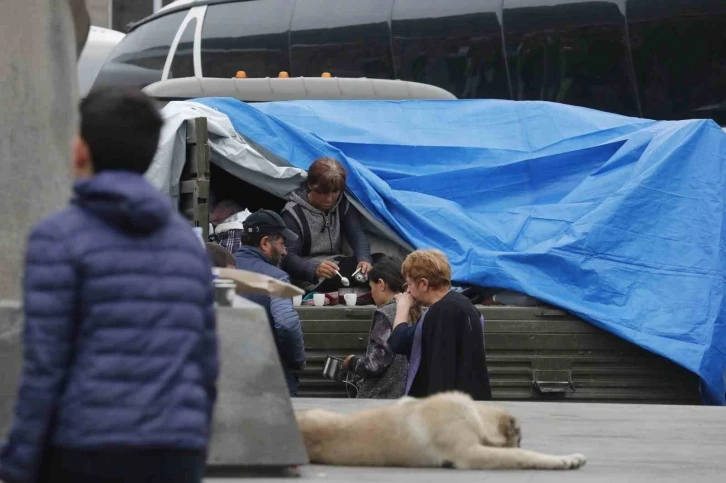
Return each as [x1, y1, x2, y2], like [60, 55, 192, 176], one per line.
[180, 117, 211, 239]
[296, 306, 700, 404]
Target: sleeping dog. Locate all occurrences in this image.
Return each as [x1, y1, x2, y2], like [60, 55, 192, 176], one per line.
[296, 391, 586, 470]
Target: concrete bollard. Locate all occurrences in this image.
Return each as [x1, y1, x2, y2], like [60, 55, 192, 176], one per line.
[209, 302, 308, 470]
[0, 302, 308, 471]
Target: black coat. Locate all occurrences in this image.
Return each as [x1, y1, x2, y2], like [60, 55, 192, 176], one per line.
[389, 291, 492, 401]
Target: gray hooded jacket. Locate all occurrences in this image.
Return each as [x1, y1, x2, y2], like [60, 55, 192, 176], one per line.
[281, 188, 371, 289]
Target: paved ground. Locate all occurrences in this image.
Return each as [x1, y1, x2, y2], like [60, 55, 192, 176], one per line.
[208, 398, 725, 482]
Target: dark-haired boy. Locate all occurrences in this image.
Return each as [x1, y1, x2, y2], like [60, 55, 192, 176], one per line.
[0, 88, 218, 483]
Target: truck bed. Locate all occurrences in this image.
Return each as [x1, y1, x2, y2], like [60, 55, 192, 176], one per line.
[296, 305, 700, 403]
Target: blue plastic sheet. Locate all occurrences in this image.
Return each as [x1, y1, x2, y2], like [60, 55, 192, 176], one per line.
[194, 98, 726, 405]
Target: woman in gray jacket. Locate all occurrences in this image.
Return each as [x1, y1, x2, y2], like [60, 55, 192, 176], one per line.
[281, 157, 376, 293]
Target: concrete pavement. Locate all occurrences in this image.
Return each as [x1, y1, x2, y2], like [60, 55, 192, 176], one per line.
[207, 397, 725, 483]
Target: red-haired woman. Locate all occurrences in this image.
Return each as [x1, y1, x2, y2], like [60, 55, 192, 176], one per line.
[281, 157, 375, 293]
[388, 249, 492, 401]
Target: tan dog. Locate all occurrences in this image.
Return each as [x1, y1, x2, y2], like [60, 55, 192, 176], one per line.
[296, 391, 586, 470]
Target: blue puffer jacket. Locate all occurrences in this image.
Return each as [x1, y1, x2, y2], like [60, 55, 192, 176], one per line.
[0, 172, 219, 483]
[235, 246, 306, 395]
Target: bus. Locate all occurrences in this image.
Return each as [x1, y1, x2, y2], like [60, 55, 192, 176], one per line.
[92, 0, 726, 124]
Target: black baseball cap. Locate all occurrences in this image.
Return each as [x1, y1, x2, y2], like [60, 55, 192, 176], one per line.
[243, 209, 298, 241]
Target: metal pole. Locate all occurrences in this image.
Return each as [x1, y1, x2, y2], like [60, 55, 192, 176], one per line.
[153, 0, 162, 13]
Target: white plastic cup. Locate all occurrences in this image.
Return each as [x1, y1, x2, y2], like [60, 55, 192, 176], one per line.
[313, 293, 326, 307]
[344, 293, 358, 307]
[292, 295, 303, 307]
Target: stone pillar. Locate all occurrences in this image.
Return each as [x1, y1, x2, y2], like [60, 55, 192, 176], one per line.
[0, 302, 23, 436]
[0, 0, 80, 300]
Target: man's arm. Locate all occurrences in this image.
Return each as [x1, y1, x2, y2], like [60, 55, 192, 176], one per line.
[0, 222, 78, 483]
[269, 278, 306, 370]
[280, 211, 318, 283]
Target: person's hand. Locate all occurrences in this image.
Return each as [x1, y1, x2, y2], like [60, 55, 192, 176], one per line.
[315, 260, 340, 279]
[393, 292, 415, 328]
[357, 261, 372, 275]
[395, 292, 415, 312]
[343, 355, 355, 369]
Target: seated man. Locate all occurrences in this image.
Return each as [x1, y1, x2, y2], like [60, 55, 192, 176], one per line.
[235, 210, 307, 396]
[210, 200, 242, 227]
[210, 200, 249, 255]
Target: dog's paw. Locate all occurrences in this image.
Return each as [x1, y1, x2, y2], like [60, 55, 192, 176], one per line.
[559, 453, 586, 470]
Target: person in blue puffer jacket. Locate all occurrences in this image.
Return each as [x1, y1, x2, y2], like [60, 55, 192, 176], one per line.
[0, 88, 219, 483]
[235, 210, 307, 396]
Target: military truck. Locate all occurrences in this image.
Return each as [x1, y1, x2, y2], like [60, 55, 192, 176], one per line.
[143, 75, 701, 404]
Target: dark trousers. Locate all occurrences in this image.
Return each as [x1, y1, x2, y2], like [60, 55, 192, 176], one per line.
[39, 447, 206, 483]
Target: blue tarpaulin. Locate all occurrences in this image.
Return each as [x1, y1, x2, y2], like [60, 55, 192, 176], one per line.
[195, 98, 726, 405]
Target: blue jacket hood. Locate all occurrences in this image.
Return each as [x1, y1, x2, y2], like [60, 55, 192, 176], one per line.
[235, 245, 271, 263]
[73, 171, 172, 234]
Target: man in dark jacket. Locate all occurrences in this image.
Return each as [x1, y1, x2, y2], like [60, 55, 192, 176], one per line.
[0, 88, 218, 483]
[235, 210, 307, 396]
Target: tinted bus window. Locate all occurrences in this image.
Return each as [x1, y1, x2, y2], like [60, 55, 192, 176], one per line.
[392, 0, 510, 100]
[201, 0, 294, 79]
[290, 0, 394, 79]
[504, 0, 639, 116]
[628, 0, 726, 124]
[169, 18, 196, 79]
[94, 11, 185, 89]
